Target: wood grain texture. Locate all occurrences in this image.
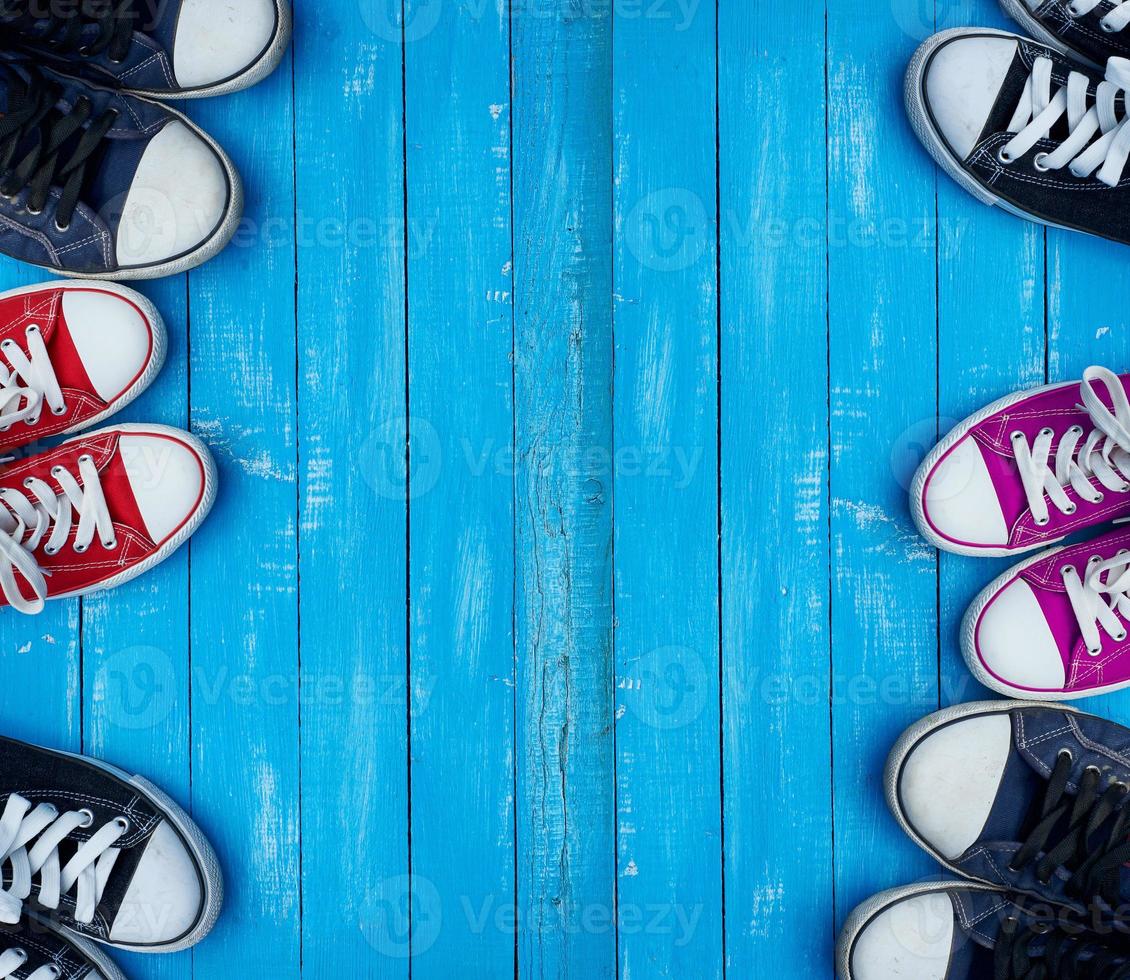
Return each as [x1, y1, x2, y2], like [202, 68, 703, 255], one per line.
[405, 0, 516, 972]
[512, 6, 616, 977]
[612, 1, 721, 976]
[718, 1, 831, 974]
[0, 3, 1128, 979]
[294, 0, 410, 975]
[827, 0, 940, 927]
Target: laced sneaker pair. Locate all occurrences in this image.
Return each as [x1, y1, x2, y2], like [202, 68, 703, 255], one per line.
[0, 733, 224, 977]
[0, 278, 215, 615]
[839, 701, 1130, 978]
[912, 366, 1130, 699]
[906, 28, 1130, 245]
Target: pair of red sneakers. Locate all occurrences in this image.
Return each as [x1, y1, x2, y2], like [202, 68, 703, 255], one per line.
[0, 281, 215, 615]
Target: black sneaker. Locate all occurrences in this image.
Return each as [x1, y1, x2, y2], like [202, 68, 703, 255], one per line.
[837, 882, 1130, 979]
[0, 906, 127, 979]
[886, 701, 1130, 919]
[0, 736, 223, 953]
[906, 28, 1130, 246]
[0, 0, 291, 99]
[1001, 0, 1130, 69]
[0, 54, 240, 279]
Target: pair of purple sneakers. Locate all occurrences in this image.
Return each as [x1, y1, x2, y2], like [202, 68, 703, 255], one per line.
[914, 366, 1130, 700]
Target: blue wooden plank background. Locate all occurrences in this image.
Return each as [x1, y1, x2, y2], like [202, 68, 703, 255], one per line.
[0, 0, 1127, 977]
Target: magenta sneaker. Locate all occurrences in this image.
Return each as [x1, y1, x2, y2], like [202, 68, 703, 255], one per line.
[962, 525, 1130, 699]
[912, 366, 1130, 556]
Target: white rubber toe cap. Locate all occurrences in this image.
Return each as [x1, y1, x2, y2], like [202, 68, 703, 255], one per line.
[975, 579, 1067, 691]
[109, 821, 204, 946]
[61, 288, 155, 402]
[924, 35, 1018, 160]
[118, 433, 207, 543]
[921, 437, 1009, 548]
[173, 0, 278, 88]
[898, 713, 1012, 861]
[851, 891, 956, 980]
[116, 122, 228, 269]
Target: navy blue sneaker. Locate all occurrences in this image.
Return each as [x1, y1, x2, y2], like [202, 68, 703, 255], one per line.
[837, 881, 1130, 979]
[0, 55, 240, 280]
[0, 0, 291, 99]
[887, 701, 1130, 918]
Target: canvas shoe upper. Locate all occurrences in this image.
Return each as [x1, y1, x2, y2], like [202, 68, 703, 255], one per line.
[0, 281, 164, 453]
[837, 882, 1130, 979]
[0, 0, 291, 99]
[0, 904, 124, 978]
[888, 701, 1130, 918]
[1001, 0, 1130, 70]
[906, 28, 1130, 246]
[962, 525, 1130, 699]
[912, 366, 1130, 557]
[0, 424, 216, 614]
[0, 54, 240, 279]
[0, 736, 223, 952]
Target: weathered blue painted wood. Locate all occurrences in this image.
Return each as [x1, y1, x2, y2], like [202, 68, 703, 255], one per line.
[612, 3, 721, 976]
[512, 7, 616, 977]
[0, 258, 81, 750]
[932, 4, 1047, 714]
[292, 0, 410, 976]
[404, 0, 516, 972]
[81, 275, 193, 980]
[1046, 232, 1130, 722]
[717, 2, 832, 974]
[186, 59, 300, 979]
[828, 0, 940, 931]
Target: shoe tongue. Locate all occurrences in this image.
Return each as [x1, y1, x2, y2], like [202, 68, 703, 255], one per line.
[980, 749, 1046, 843]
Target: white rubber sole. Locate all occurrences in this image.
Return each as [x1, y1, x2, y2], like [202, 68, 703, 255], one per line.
[998, 0, 1098, 67]
[47, 423, 218, 605]
[835, 880, 1003, 980]
[127, 0, 293, 100]
[53, 746, 224, 953]
[34, 103, 243, 282]
[960, 542, 1130, 700]
[905, 28, 1088, 235]
[884, 699, 1080, 887]
[0, 280, 168, 444]
[909, 376, 1078, 557]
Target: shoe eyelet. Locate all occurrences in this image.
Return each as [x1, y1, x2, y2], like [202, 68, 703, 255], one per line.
[42, 544, 57, 556]
[113, 815, 130, 832]
[1040, 427, 1054, 437]
[1086, 764, 1104, 778]
[54, 219, 70, 233]
[1068, 2, 1082, 14]
[1059, 748, 1075, 762]
[76, 808, 94, 828]
[1034, 152, 1052, 171]
[73, 542, 88, 554]
[1070, 425, 1085, 435]
[998, 146, 1016, 164]
[78, 454, 92, 465]
[102, 537, 117, 551]
[1065, 502, 1078, 514]
[25, 206, 41, 217]
[1089, 644, 1103, 656]
[51, 405, 65, 416]
[10, 948, 26, 964]
[1036, 515, 1050, 526]
[1062, 565, 1074, 578]
[50, 465, 63, 477]
[1116, 631, 1128, 642]
[1102, 18, 1116, 30]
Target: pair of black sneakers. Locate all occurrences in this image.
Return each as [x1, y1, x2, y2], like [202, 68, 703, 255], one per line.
[0, 0, 291, 280]
[838, 701, 1130, 978]
[908, 0, 1130, 246]
[0, 735, 221, 979]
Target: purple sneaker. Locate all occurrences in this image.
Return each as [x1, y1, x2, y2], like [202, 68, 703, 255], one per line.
[963, 525, 1130, 698]
[912, 366, 1130, 556]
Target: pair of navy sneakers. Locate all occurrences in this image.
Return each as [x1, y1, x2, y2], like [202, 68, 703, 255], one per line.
[839, 701, 1130, 978]
[907, 0, 1130, 246]
[0, 0, 291, 280]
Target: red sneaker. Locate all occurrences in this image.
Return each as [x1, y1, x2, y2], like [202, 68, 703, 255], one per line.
[0, 281, 165, 453]
[0, 424, 216, 614]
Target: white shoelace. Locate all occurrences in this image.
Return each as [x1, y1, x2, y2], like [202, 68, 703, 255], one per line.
[0, 326, 64, 431]
[1063, 552, 1130, 655]
[0, 454, 116, 615]
[1001, 56, 1130, 186]
[1012, 366, 1130, 525]
[0, 793, 128, 926]
[1066, 0, 1130, 33]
